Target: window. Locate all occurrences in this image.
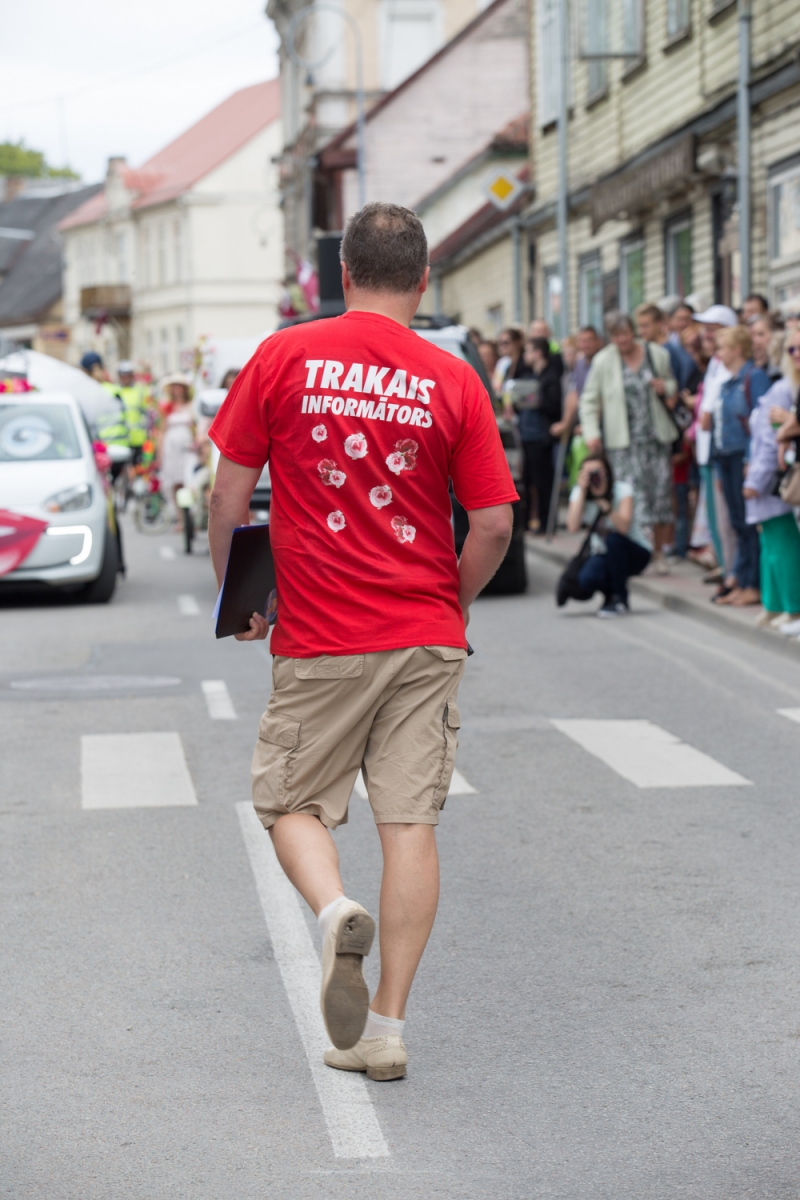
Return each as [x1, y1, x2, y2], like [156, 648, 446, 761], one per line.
[117, 233, 128, 284]
[544, 267, 564, 339]
[620, 237, 645, 312]
[160, 327, 170, 374]
[586, 0, 608, 100]
[141, 228, 151, 289]
[770, 162, 800, 263]
[379, 0, 442, 90]
[622, 0, 643, 55]
[665, 213, 693, 297]
[579, 253, 603, 330]
[537, 0, 561, 126]
[158, 224, 168, 286]
[666, 0, 690, 38]
[485, 304, 504, 336]
[145, 329, 153, 367]
[173, 219, 184, 282]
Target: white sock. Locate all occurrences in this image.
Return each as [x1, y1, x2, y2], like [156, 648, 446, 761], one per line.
[363, 1009, 405, 1039]
[317, 896, 349, 943]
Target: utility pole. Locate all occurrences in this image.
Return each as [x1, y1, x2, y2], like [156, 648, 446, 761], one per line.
[737, 0, 752, 299]
[557, 0, 570, 338]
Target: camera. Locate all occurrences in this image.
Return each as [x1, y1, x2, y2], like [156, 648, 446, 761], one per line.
[588, 469, 603, 491]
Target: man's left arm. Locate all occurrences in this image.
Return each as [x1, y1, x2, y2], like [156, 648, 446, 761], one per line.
[208, 455, 269, 641]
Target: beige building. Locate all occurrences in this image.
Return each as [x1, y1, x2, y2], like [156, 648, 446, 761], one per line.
[269, 0, 486, 261]
[59, 81, 282, 377]
[525, 0, 800, 334]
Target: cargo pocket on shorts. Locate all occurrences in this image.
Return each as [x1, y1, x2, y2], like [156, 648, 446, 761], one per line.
[254, 713, 301, 809]
[434, 700, 461, 810]
[424, 645, 468, 662]
[293, 655, 364, 679]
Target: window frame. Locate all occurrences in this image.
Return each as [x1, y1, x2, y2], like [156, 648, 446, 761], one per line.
[664, 210, 693, 298]
[578, 251, 603, 330]
[619, 234, 645, 313]
[665, 0, 691, 42]
[543, 265, 564, 340]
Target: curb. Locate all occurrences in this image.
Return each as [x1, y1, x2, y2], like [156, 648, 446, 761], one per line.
[526, 541, 800, 664]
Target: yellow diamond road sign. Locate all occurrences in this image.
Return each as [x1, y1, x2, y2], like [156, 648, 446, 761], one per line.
[485, 171, 523, 211]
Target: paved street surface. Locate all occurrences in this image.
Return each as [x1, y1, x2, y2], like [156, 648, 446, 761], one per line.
[3, 517, 800, 1199]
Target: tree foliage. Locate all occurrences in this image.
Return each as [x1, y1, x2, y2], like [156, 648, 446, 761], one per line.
[0, 140, 79, 180]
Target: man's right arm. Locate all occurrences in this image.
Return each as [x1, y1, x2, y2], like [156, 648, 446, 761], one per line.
[458, 504, 513, 623]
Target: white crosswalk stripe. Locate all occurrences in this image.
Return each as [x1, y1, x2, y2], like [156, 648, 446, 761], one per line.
[159, 545, 176, 560]
[201, 680, 237, 720]
[81, 733, 198, 809]
[551, 719, 751, 788]
[777, 708, 800, 725]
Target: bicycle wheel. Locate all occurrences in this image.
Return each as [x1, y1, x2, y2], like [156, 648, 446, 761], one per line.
[134, 492, 171, 535]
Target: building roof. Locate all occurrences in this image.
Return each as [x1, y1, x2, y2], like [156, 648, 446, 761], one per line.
[0, 184, 103, 326]
[318, 0, 513, 165]
[428, 165, 530, 268]
[61, 79, 281, 230]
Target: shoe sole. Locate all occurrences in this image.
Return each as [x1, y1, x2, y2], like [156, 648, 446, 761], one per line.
[367, 1063, 407, 1081]
[322, 911, 375, 1051]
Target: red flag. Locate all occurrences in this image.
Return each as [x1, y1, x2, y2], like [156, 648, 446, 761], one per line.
[0, 509, 48, 577]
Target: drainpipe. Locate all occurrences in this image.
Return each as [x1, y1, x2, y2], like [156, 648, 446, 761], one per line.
[737, 0, 752, 299]
[557, 0, 570, 337]
[511, 220, 522, 324]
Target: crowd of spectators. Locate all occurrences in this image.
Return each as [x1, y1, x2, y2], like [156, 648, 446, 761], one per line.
[473, 293, 800, 631]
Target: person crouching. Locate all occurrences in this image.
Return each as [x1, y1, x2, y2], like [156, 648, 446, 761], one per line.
[563, 454, 653, 617]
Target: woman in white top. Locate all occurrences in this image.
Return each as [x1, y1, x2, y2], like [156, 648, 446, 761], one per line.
[157, 374, 198, 528]
[560, 454, 653, 617]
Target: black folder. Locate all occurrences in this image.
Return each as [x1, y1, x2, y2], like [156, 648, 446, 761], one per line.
[215, 524, 277, 639]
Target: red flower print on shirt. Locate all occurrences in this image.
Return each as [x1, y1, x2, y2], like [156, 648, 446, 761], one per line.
[369, 484, 393, 508]
[311, 424, 327, 442]
[391, 515, 416, 544]
[344, 432, 368, 459]
[318, 459, 346, 488]
[327, 510, 346, 532]
[385, 438, 418, 475]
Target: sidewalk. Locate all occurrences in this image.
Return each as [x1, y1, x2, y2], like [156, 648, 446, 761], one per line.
[526, 529, 800, 663]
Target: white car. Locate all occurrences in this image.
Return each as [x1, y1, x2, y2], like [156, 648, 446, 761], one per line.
[0, 391, 119, 602]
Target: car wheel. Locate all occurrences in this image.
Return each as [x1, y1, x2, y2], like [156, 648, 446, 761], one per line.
[81, 526, 119, 604]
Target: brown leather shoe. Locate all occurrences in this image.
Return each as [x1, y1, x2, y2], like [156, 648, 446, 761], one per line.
[732, 587, 761, 607]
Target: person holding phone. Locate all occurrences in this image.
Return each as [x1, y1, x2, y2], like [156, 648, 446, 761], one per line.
[563, 453, 653, 617]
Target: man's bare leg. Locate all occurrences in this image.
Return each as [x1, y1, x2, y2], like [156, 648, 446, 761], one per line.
[371, 823, 440, 1020]
[269, 813, 344, 915]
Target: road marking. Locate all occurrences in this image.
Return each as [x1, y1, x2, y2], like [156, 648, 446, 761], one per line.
[236, 803, 389, 1159]
[178, 594, 200, 616]
[201, 679, 237, 720]
[551, 719, 751, 788]
[81, 733, 198, 809]
[777, 708, 800, 725]
[353, 766, 476, 800]
[159, 545, 176, 561]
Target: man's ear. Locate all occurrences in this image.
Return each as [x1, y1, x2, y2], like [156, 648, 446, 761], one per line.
[341, 262, 352, 292]
[418, 266, 430, 296]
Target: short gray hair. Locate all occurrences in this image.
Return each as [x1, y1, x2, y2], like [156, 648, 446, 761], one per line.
[340, 202, 428, 294]
[605, 310, 635, 336]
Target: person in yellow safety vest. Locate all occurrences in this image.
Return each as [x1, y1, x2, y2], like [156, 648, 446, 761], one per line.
[114, 361, 156, 466]
[83, 351, 129, 450]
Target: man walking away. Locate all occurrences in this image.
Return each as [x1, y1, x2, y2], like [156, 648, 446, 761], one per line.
[208, 203, 516, 1081]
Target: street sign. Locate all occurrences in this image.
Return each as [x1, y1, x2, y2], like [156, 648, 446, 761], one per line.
[484, 170, 524, 211]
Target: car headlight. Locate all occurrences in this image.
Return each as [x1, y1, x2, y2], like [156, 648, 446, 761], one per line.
[44, 483, 93, 512]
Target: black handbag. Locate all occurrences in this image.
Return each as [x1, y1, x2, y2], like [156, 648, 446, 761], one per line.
[556, 509, 604, 607]
[644, 344, 689, 438]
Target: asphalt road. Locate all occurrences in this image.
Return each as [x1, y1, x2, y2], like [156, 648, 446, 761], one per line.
[3, 518, 800, 1199]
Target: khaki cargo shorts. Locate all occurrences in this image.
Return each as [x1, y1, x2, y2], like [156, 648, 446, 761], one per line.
[251, 645, 466, 830]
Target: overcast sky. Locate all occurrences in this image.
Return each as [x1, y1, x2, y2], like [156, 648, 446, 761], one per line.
[1, 0, 280, 183]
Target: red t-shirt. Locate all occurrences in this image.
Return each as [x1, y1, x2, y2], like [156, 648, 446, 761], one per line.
[209, 311, 518, 657]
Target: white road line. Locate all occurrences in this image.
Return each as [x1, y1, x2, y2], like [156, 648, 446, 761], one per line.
[777, 708, 800, 725]
[353, 766, 476, 800]
[159, 545, 176, 561]
[551, 719, 751, 788]
[178, 594, 200, 616]
[81, 733, 198, 809]
[201, 680, 237, 720]
[236, 803, 389, 1160]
